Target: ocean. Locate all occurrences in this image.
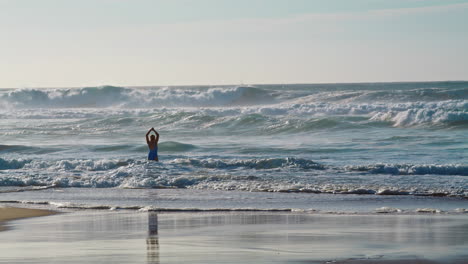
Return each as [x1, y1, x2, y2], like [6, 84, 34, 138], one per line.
[0, 82, 467, 212]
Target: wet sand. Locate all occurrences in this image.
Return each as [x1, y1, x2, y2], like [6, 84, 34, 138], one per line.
[0, 206, 56, 231]
[0, 210, 467, 263]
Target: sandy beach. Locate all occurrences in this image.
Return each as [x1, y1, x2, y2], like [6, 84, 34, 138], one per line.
[0, 206, 56, 231]
[0, 209, 467, 264]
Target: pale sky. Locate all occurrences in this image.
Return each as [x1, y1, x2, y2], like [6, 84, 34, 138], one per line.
[1, 0, 468, 88]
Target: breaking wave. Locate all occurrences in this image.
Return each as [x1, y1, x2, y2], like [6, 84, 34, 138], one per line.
[346, 164, 468, 176]
[0, 157, 466, 198]
[0, 83, 466, 129]
[1, 102, 466, 131]
[0, 86, 276, 108]
[0, 157, 324, 172]
[1, 157, 466, 175]
[0, 158, 31, 170]
[172, 157, 325, 170]
[0, 158, 132, 171]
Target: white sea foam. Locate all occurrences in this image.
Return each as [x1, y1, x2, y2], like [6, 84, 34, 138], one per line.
[171, 157, 324, 170]
[1, 85, 466, 128]
[0, 156, 466, 197]
[375, 207, 402, 213]
[1, 104, 465, 133]
[416, 208, 441, 213]
[3, 157, 465, 176]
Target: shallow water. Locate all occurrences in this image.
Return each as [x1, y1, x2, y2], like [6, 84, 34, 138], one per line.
[0, 82, 467, 200]
[0, 211, 467, 263]
[1, 188, 467, 214]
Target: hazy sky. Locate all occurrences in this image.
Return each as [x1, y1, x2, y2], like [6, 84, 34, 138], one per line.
[1, 0, 468, 88]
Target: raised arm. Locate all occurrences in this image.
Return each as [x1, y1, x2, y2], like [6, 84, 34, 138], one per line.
[154, 129, 160, 144]
[146, 128, 152, 144]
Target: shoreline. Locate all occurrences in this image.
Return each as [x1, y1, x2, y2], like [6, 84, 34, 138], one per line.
[0, 206, 56, 232]
[0, 202, 467, 216]
[0, 187, 466, 216]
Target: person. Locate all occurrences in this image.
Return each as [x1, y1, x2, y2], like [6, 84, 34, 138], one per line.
[146, 127, 159, 161]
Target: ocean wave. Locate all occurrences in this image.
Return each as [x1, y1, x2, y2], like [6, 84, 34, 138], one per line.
[171, 157, 325, 170]
[0, 142, 197, 155]
[0, 158, 133, 171]
[1, 95, 466, 131]
[1, 157, 466, 177]
[93, 145, 137, 152]
[345, 164, 468, 176]
[156, 100, 459, 129]
[0, 157, 466, 199]
[287, 84, 468, 104]
[0, 145, 61, 154]
[0, 175, 465, 198]
[158, 141, 198, 152]
[0, 158, 31, 170]
[1, 84, 465, 115]
[0, 85, 276, 108]
[369, 102, 468, 127]
[90, 142, 198, 153]
[280, 100, 467, 128]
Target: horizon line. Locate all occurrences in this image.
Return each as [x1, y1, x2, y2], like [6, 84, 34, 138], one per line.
[1, 79, 467, 89]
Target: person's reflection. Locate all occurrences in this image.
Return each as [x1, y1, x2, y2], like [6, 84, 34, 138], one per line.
[146, 212, 159, 264]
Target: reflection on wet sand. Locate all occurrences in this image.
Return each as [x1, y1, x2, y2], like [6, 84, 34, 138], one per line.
[1, 211, 467, 263]
[147, 212, 159, 264]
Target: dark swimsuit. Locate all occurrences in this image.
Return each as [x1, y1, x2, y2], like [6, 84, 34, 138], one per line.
[148, 147, 158, 160]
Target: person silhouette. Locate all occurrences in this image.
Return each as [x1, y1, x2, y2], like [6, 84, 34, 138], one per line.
[146, 128, 159, 161]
